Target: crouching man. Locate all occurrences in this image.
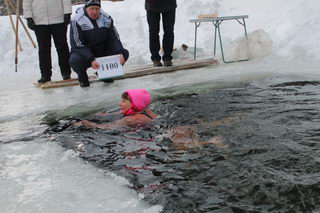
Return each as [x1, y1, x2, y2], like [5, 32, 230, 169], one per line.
[69, 0, 129, 87]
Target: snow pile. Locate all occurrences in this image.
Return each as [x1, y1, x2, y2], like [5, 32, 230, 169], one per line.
[225, 29, 273, 61]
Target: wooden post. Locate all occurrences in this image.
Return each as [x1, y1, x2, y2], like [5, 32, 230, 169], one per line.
[7, 0, 37, 48]
[5, 0, 22, 51]
[18, 16, 37, 48]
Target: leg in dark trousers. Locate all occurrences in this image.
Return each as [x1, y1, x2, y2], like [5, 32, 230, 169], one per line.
[147, 10, 161, 62]
[34, 25, 52, 80]
[69, 52, 91, 86]
[51, 23, 71, 79]
[162, 9, 176, 61]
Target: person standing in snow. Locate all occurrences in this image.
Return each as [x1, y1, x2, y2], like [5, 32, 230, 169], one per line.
[23, 0, 72, 83]
[145, 0, 177, 67]
[69, 0, 129, 87]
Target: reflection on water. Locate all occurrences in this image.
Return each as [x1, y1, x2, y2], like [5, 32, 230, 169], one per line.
[46, 80, 320, 213]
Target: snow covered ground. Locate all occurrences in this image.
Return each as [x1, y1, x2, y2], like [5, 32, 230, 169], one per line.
[1, 0, 320, 212]
[1, 0, 320, 77]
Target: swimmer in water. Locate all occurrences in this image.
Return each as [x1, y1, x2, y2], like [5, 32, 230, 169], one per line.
[73, 89, 157, 129]
[73, 88, 225, 149]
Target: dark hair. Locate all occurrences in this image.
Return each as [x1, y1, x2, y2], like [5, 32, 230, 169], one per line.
[121, 92, 131, 102]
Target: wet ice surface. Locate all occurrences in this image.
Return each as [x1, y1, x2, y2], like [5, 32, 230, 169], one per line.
[0, 140, 161, 213]
[47, 79, 320, 213]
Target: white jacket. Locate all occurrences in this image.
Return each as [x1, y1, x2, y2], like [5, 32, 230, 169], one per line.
[23, 0, 72, 25]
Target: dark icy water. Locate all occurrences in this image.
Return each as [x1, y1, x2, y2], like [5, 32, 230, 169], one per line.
[45, 80, 320, 213]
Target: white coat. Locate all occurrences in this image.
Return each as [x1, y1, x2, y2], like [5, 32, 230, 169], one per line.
[23, 0, 72, 25]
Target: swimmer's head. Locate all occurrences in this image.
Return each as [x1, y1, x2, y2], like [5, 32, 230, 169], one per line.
[119, 89, 151, 115]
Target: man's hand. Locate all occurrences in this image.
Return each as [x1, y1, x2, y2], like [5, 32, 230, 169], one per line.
[64, 14, 71, 26]
[26, 18, 35, 31]
[119, 54, 125, 65]
[91, 60, 100, 69]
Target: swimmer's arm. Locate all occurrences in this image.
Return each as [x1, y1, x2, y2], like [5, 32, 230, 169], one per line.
[73, 120, 102, 128]
[88, 116, 152, 129]
[73, 114, 154, 129]
[73, 119, 125, 130]
[95, 111, 121, 116]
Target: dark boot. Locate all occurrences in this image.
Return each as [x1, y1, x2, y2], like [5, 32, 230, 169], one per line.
[153, 60, 163, 67]
[62, 75, 71, 80]
[80, 81, 90, 87]
[163, 59, 173, 67]
[38, 76, 51, 83]
[102, 79, 114, 83]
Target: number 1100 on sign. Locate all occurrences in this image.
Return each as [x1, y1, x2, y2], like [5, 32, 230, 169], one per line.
[101, 63, 119, 71]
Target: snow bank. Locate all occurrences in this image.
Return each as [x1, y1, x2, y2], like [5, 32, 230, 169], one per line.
[1, 0, 320, 75]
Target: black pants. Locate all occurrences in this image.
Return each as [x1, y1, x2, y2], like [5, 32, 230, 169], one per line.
[34, 23, 71, 79]
[69, 49, 129, 84]
[69, 52, 92, 84]
[147, 9, 175, 61]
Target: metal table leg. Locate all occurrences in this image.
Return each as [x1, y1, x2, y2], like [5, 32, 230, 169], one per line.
[215, 19, 249, 63]
[237, 18, 248, 39]
[193, 22, 201, 60]
[213, 21, 218, 58]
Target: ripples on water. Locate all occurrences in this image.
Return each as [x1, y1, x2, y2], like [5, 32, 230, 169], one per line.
[46, 80, 320, 213]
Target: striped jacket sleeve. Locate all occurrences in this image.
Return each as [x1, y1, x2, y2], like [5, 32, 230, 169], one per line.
[70, 20, 95, 63]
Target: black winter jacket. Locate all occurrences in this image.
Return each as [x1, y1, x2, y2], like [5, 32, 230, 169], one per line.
[145, 0, 177, 13]
[70, 7, 128, 63]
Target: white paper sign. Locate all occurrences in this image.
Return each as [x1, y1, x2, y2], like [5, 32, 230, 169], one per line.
[96, 55, 124, 80]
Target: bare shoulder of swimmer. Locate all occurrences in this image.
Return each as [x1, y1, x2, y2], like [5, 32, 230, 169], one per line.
[144, 109, 158, 119]
[121, 114, 154, 127]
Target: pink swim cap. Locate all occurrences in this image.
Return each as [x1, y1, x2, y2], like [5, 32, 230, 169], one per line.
[123, 89, 151, 116]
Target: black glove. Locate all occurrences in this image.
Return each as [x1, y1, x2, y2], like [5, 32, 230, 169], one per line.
[64, 14, 71, 26]
[26, 18, 35, 31]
